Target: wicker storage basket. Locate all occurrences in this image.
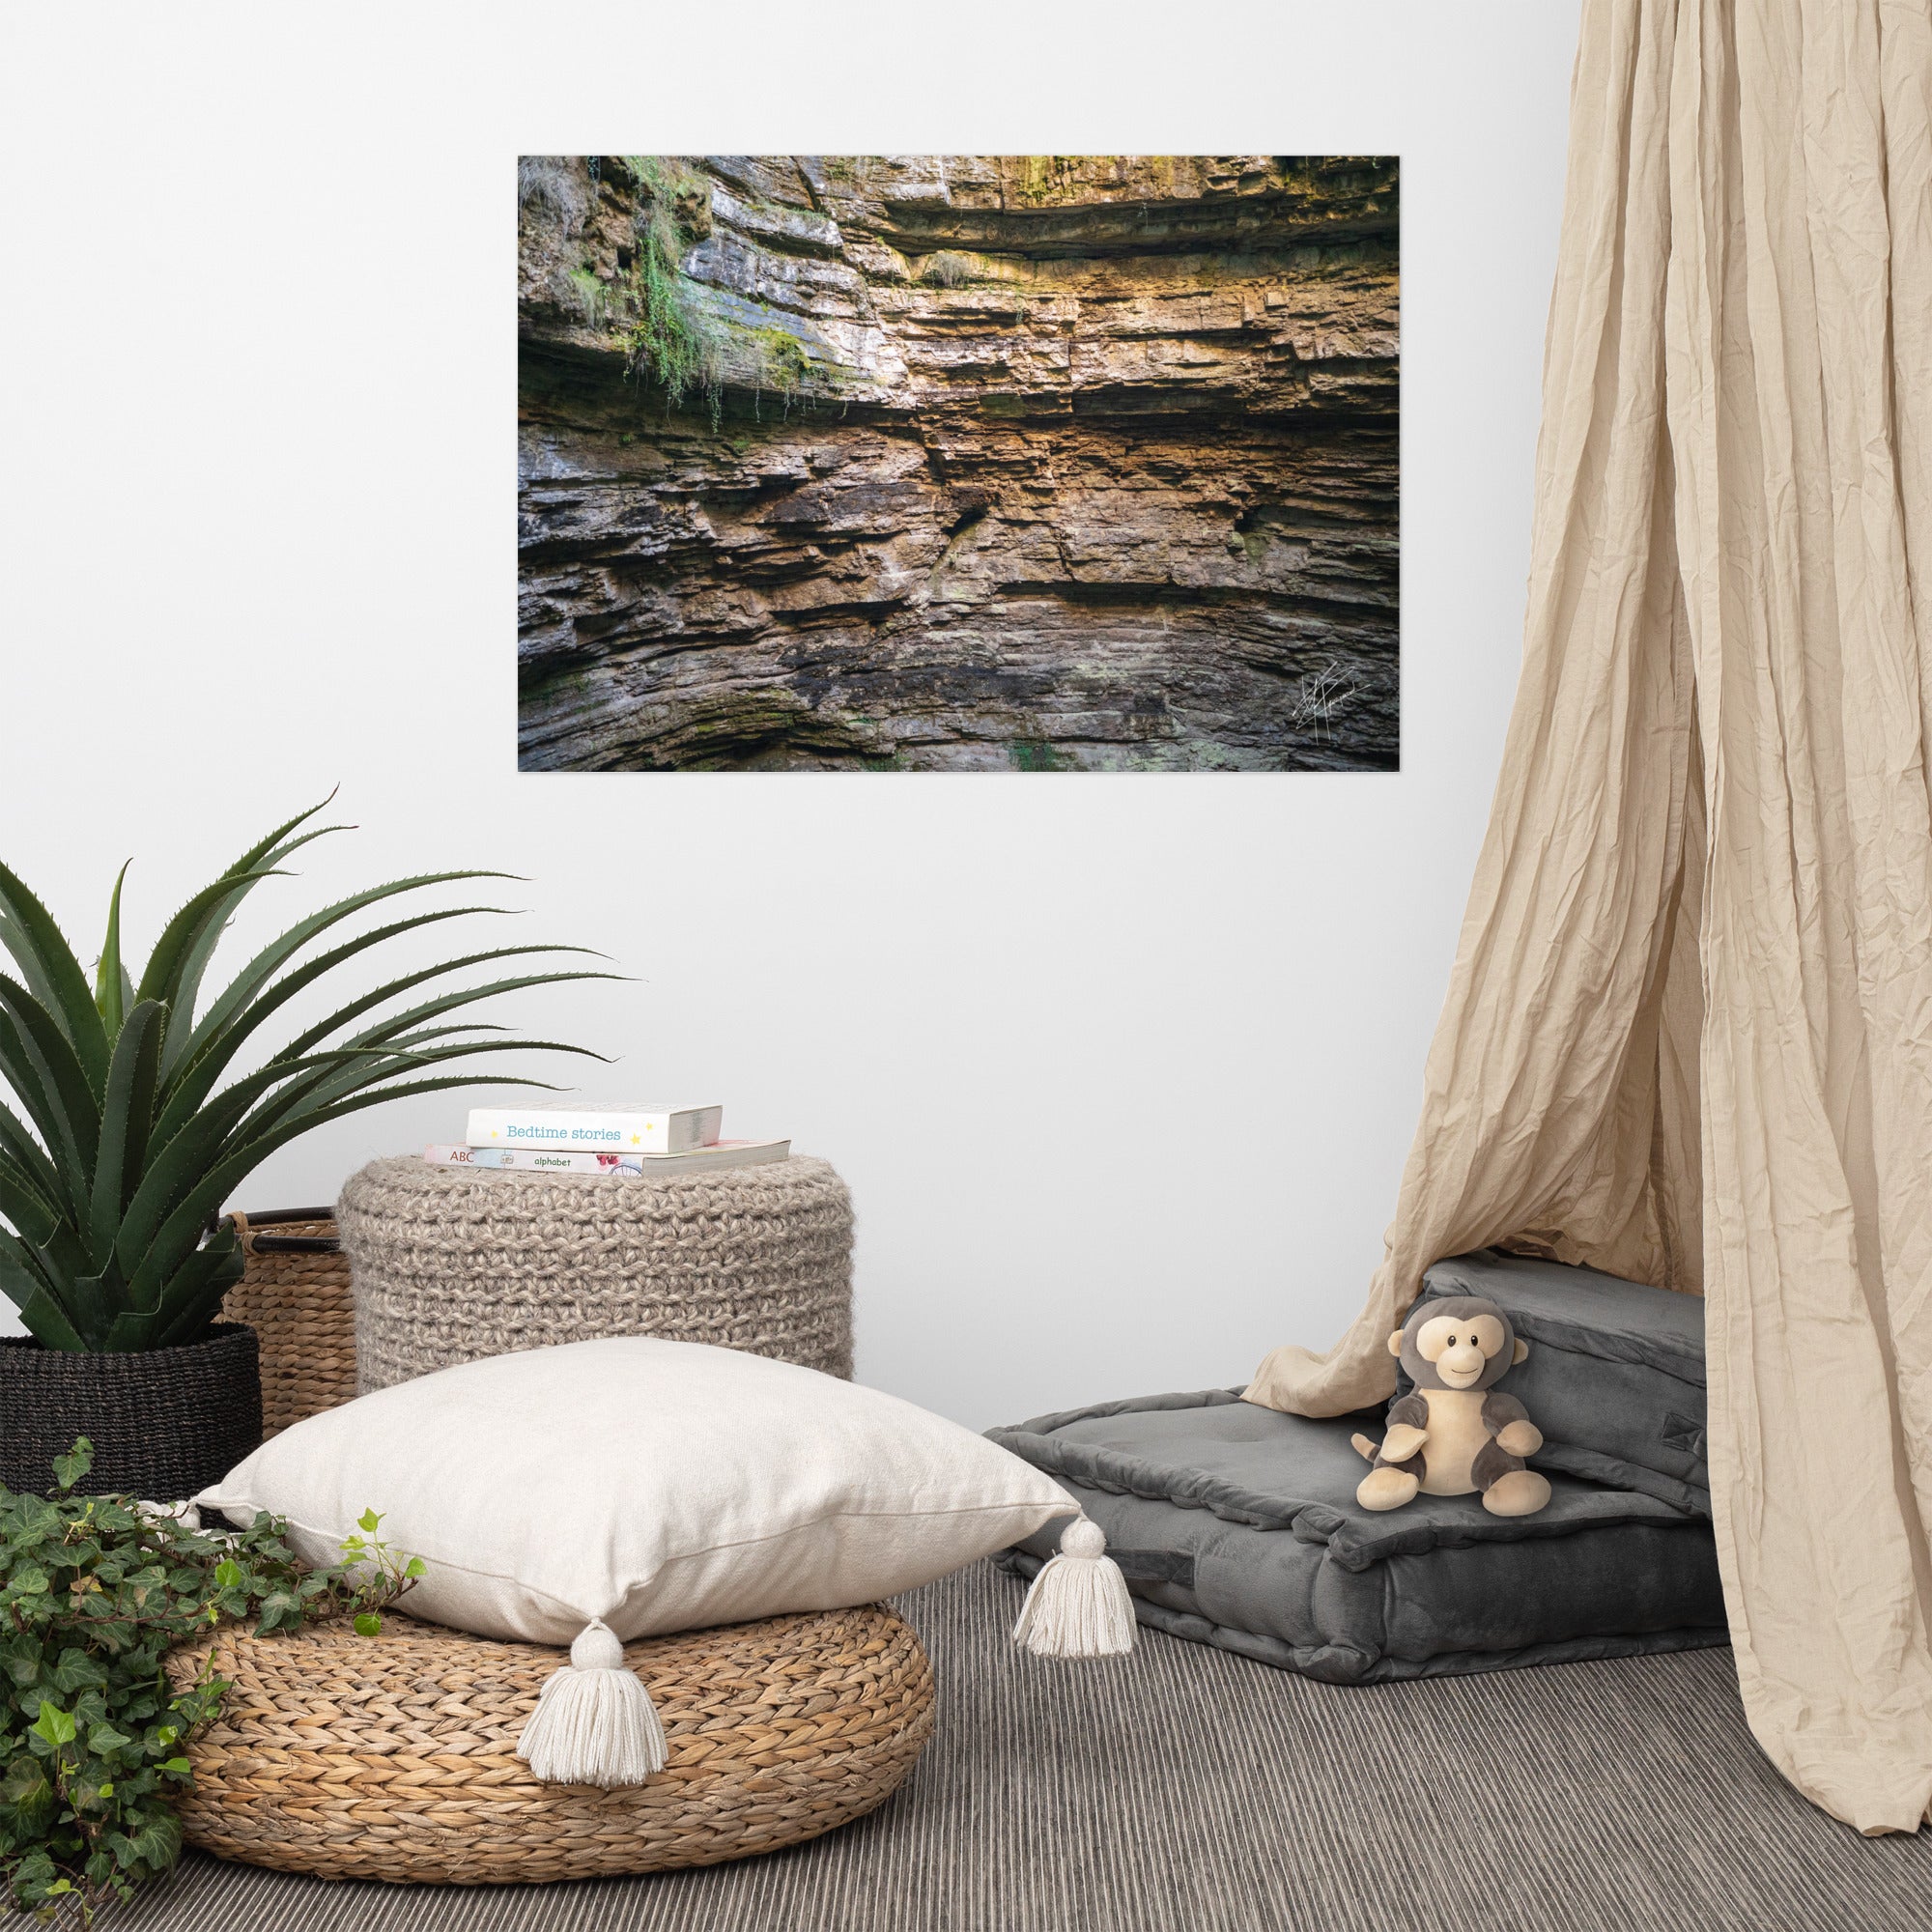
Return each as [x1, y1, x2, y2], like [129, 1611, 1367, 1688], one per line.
[169, 1602, 933, 1883]
[220, 1208, 357, 1437]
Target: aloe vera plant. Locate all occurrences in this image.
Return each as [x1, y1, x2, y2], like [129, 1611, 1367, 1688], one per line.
[0, 801, 611, 1352]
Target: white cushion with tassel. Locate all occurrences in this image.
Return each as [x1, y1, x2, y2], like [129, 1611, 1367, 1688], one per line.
[198, 1337, 1130, 1786]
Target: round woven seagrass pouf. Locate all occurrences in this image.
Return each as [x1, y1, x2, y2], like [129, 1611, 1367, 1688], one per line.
[336, 1154, 853, 1392]
[168, 1603, 934, 1884]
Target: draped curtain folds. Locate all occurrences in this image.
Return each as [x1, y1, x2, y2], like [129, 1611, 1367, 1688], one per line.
[1247, 0, 1932, 1833]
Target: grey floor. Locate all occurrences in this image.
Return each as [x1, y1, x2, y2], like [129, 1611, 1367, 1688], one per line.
[127, 1561, 1932, 1932]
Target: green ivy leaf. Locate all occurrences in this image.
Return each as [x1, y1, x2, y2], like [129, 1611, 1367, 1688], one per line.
[112, 1810, 181, 1869]
[1, 1642, 43, 1688]
[69, 1772, 116, 1813]
[49, 1437, 94, 1493]
[0, 1756, 51, 1806]
[404, 1556, 426, 1579]
[156, 1757, 192, 1776]
[356, 1508, 382, 1534]
[49, 1646, 108, 1694]
[11, 1851, 58, 1897]
[31, 1701, 76, 1748]
[352, 1611, 383, 1637]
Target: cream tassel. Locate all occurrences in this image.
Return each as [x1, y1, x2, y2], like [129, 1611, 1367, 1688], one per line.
[516, 1619, 667, 1785]
[1011, 1517, 1136, 1659]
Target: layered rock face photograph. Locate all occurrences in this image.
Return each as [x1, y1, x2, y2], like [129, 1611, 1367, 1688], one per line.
[517, 156, 1399, 772]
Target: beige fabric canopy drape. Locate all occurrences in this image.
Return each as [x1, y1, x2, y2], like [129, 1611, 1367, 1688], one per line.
[1248, 0, 1932, 1835]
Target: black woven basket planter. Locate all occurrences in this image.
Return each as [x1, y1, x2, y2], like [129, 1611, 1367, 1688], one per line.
[0, 1323, 263, 1501]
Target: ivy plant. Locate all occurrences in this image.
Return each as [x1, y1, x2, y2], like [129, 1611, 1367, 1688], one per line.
[0, 1440, 418, 1923]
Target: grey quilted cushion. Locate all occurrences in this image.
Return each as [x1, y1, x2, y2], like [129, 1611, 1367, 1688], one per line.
[990, 1390, 1724, 1683]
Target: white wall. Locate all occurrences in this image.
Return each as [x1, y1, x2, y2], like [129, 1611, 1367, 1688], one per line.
[0, 2, 1580, 1427]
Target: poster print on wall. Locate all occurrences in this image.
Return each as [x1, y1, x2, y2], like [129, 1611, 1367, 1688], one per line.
[518, 156, 1398, 772]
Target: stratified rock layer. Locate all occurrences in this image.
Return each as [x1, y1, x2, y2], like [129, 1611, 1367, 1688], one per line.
[518, 156, 1399, 772]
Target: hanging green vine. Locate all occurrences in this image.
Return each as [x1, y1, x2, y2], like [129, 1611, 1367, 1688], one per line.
[618, 157, 724, 428]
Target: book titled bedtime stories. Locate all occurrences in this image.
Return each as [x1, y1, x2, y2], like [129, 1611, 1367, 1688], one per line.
[465, 1104, 724, 1153]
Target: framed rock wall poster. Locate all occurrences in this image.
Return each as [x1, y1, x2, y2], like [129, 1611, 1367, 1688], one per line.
[518, 156, 1399, 773]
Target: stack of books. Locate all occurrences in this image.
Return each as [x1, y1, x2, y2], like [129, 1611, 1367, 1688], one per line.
[424, 1104, 789, 1177]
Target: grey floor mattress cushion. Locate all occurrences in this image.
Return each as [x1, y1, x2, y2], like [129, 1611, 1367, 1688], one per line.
[1422, 1248, 1709, 1515]
[990, 1391, 1724, 1683]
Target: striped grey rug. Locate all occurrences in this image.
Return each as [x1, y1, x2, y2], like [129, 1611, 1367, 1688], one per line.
[128, 1561, 1931, 1932]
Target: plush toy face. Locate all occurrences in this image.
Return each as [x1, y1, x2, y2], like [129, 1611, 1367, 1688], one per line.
[1386, 1294, 1527, 1392]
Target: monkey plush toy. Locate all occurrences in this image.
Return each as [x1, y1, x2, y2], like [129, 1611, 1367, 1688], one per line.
[1350, 1294, 1552, 1517]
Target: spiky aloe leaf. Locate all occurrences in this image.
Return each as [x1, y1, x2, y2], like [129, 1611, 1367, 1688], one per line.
[0, 1160, 61, 1260]
[134, 867, 284, 1011]
[103, 1243, 241, 1350]
[0, 1207, 94, 1348]
[112, 1046, 416, 1287]
[60, 1266, 132, 1350]
[0, 1009, 89, 1230]
[88, 1001, 165, 1270]
[232, 1036, 603, 1155]
[152, 803, 353, 1078]
[156, 912, 573, 1132]
[16, 1293, 84, 1350]
[0, 860, 110, 1094]
[140, 1228, 247, 1352]
[0, 974, 100, 1195]
[0, 1098, 64, 1225]
[275, 961, 620, 1070]
[170, 876, 519, 1076]
[94, 861, 131, 1037]
[0, 1233, 82, 1350]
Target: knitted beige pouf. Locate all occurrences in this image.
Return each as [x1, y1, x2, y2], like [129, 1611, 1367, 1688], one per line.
[336, 1155, 853, 1392]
